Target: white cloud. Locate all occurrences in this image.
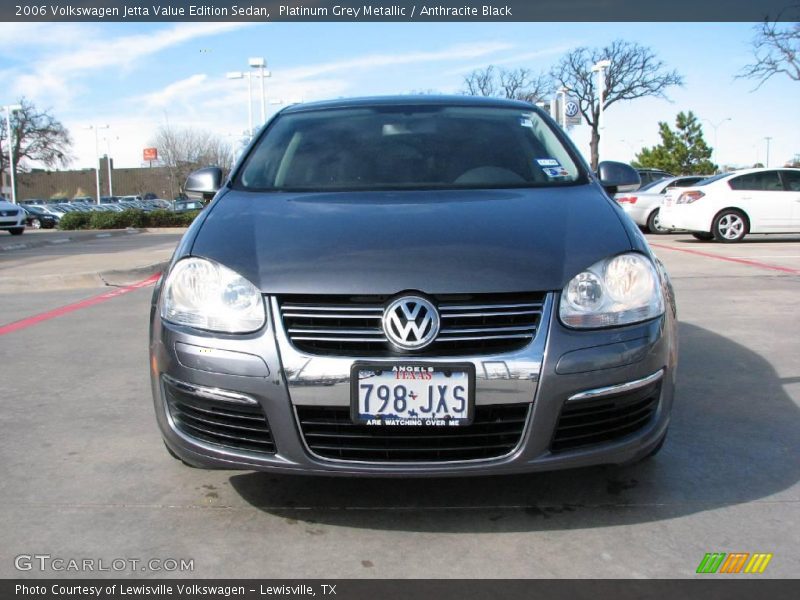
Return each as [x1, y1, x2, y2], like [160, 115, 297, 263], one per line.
[283, 41, 515, 80]
[139, 74, 209, 108]
[6, 23, 254, 106]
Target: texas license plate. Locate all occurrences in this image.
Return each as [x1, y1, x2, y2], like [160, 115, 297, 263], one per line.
[351, 363, 474, 426]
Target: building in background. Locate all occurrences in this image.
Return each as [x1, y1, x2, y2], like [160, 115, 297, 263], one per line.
[16, 157, 176, 200]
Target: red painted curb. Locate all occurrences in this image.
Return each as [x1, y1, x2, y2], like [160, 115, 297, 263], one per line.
[0, 273, 161, 336]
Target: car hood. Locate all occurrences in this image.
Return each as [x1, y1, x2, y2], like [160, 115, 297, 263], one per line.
[189, 186, 633, 295]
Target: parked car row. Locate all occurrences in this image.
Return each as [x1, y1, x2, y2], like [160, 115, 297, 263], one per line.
[615, 167, 800, 242]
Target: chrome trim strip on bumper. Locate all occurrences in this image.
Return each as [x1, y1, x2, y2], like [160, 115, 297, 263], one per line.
[161, 373, 259, 405]
[566, 368, 665, 403]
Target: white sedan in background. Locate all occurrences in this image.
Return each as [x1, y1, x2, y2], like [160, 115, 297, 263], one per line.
[615, 174, 710, 233]
[659, 168, 800, 242]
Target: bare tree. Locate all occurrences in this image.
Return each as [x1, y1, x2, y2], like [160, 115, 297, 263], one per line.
[551, 40, 683, 169]
[738, 8, 800, 89]
[463, 65, 552, 103]
[150, 125, 234, 199]
[0, 98, 73, 199]
[498, 68, 552, 103]
[463, 66, 499, 97]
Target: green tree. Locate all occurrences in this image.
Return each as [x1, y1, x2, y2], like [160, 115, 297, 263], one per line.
[633, 111, 716, 175]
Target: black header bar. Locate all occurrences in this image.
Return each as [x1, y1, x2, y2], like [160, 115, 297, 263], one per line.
[5, 0, 800, 22]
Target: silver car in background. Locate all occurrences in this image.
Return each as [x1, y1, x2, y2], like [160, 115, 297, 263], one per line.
[615, 175, 711, 233]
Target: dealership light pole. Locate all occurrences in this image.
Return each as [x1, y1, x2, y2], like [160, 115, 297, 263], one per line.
[764, 136, 772, 167]
[249, 57, 271, 126]
[85, 125, 109, 204]
[3, 103, 23, 204]
[702, 117, 731, 170]
[103, 135, 118, 197]
[592, 59, 611, 162]
[227, 71, 253, 136]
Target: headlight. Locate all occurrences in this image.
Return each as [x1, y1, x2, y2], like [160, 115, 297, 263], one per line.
[560, 253, 664, 328]
[160, 257, 266, 333]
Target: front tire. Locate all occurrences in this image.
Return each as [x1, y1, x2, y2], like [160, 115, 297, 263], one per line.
[30, 218, 42, 229]
[712, 210, 747, 243]
[691, 232, 714, 241]
[8, 227, 24, 236]
[646, 209, 670, 234]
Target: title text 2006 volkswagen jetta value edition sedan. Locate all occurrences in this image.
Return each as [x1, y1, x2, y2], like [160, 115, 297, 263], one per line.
[149, 96, 677, 476]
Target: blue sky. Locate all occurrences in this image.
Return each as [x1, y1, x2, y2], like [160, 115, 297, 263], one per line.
[0, 21, 797, 170]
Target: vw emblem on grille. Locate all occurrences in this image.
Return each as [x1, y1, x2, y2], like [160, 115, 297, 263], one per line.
[382, 296, 440, 350]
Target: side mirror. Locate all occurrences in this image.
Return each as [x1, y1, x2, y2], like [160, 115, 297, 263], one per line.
[597, 161, 640, 194]
[184, 167, 223, 201]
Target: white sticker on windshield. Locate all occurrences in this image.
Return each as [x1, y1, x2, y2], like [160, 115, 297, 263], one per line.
[519, 117, 534, 128]
[536, 158, 560, 167]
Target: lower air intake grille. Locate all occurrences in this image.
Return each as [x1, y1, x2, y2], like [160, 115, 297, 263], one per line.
[551, 379, 661, 452]
[296, 404, 529, 462]
[278, 292, 546, 357]
[164, 380, 275, 454]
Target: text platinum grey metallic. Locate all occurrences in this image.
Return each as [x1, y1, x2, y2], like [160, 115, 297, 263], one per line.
[149, 96, 678, 475]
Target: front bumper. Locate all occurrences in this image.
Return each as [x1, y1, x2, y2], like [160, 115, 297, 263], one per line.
[150, 293, 677, 476]
[0, 217, 24, 230]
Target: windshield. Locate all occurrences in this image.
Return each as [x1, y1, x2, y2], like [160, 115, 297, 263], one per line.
[636, 179, 665, 193]
[237, 105, 583, 192]
[695, 173, 731, 186]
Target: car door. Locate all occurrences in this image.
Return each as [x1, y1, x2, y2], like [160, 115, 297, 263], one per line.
[727, 170, 793, 231]
[779, 170, 800, 228]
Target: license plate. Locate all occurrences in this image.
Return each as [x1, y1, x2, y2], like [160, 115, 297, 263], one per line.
[351, 363, 474, 426]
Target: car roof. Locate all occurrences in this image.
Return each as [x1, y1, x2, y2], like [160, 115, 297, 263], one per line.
[280, 94, 537, 114]
[721, 167, 800, 177]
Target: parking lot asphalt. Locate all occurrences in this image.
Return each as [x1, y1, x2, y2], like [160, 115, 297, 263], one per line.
[0, 232, 798, 578]
[0, 229, 183, 293]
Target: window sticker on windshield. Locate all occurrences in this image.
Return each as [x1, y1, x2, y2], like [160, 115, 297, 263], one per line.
[536, 158, 560, 167]
[519, 117, 534, 128]
[542, 166, 570, 178]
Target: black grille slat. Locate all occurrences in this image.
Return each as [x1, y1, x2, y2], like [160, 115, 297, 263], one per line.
[165, 382, 276, 454]
[551, 381, 661, 452]
[279, 293, 545, 357]
[297, 404, 529, 462]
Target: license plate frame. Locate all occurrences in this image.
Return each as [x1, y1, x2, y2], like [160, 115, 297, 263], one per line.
[350, 362, 475, 427]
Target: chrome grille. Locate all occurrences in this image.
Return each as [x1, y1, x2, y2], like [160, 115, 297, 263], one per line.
[278, 292, 546, 356]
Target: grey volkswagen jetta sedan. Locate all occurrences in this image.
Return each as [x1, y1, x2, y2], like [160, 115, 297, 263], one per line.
[149, 96, 677, 475]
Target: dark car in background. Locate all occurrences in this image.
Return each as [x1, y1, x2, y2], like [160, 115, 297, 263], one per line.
[22, 205, 58, 229]
[150, 96, 677, 476]
[636, 168, 674, 189]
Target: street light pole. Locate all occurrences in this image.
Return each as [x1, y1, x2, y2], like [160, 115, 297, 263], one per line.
[3, 103, 23, 204]
[764, 137, 772, 167]
[103, 136, 116, 197]
[226, 72, 253, 137]
[592, 59, 611, 164]
[701, 117, 731, 171]
[248, 57, 270, 126]
[85, 124, 109, 204]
